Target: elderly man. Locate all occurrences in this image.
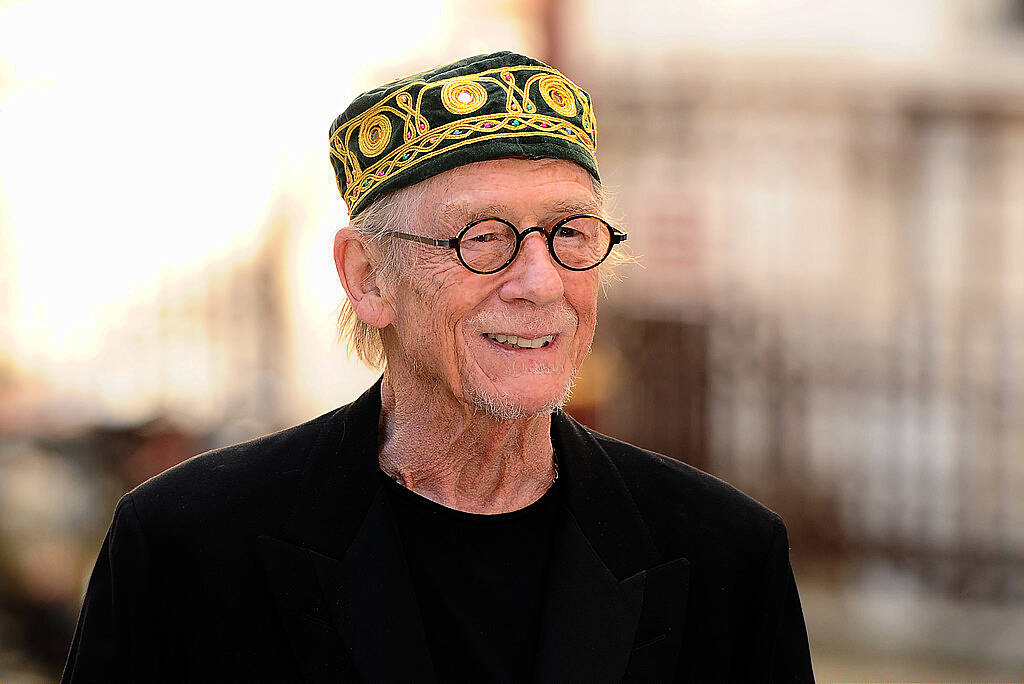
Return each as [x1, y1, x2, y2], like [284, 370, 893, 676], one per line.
[63, 52, 814, 682]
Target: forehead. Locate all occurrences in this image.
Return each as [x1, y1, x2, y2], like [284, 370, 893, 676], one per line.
[422, 158, 599, 227]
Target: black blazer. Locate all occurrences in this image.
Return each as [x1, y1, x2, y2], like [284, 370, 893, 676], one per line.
[63, 381, 814, 682]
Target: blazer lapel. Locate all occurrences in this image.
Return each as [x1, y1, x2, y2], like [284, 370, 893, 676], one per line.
[256, 535, 357, 681]
[623, 556, 690, 682]
[535, 411, 691, 682]
[533, 508, 646, 681]
[316, 491, 435, 682]
[258, 380, 434, 682]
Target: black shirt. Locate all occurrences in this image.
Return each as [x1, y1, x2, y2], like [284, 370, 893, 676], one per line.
[381, 471, 561, 683]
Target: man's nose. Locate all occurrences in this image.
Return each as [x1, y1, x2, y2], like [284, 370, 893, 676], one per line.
[499, 230, 564, 305]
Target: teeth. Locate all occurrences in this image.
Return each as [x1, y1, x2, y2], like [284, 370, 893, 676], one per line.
[485, 333, 554, 349]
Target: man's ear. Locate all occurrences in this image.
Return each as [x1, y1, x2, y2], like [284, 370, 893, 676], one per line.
[334, 228, 395, 329]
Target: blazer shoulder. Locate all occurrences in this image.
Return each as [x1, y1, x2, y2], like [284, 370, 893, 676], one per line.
[125, 405, 346, 534]
[586, 427, 785, 551]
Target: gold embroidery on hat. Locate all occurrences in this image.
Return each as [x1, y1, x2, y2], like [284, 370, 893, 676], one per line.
[396, 90, 429, 140]
[499, 69, 540, 116]
[440, 79, 487, 115]
[538, 75, 577, 117]
[358, 114, 392, 157]
[330, 64, 598, 213]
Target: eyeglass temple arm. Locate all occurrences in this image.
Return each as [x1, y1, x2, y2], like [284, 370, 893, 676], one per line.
[390, 232, 458, 248]
[389, 228, 625, 248]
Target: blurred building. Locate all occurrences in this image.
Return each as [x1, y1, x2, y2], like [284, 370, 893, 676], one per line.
[0, 208, 294, 675]
[566, 0, 1024, 606]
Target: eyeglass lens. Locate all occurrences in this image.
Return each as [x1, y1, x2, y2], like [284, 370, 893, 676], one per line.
[459, 217, 612, 273]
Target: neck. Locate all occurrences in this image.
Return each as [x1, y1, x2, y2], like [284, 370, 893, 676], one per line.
[377, 369, 557, 514]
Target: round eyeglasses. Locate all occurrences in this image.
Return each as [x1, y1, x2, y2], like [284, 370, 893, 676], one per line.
[385, 214, 627, 275]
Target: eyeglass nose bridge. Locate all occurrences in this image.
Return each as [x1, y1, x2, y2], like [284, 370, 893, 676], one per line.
[505, 224, 557, 269]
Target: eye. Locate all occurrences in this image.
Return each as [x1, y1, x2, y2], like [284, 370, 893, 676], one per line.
[555, 225, 583, 239]
[461, 219, 515, 246]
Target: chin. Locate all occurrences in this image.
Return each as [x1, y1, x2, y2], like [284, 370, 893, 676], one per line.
[468, 375, 576, 421]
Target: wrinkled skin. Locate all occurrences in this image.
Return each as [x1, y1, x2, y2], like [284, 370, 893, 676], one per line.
[383, 158, 600, 418]
[335, 158, 602, 512]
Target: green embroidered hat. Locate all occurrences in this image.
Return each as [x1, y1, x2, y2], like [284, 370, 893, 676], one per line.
[329, 51, 599, 218]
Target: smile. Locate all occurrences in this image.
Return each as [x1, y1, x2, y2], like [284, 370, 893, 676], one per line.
[484, 333, 554, 349]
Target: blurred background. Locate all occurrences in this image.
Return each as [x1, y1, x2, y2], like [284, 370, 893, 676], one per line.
[1, 0, 1022, 680]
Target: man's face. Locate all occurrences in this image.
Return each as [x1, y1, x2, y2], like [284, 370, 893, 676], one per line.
[381, 158, 601, 418]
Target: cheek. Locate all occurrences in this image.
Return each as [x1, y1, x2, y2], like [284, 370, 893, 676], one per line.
[419, 267, 488, 350]
[568, 276, 600, 326]
[403, 260, 462, 314]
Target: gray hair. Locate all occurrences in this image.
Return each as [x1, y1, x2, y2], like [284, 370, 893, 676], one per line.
[337, 175, 623, 369]
[336, 181, 426, 369]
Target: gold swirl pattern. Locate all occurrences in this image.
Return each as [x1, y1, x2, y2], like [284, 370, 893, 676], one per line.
[358, 114, 392, 157]
[440, 79, 487, 115]
[538, 75, 577, 117]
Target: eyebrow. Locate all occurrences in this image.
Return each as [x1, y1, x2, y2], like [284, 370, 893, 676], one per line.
[436, 198, 602, 231]
[437, 202, 509, 228]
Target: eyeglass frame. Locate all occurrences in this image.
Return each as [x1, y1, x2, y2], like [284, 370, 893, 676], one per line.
[384, 213, 628, 275]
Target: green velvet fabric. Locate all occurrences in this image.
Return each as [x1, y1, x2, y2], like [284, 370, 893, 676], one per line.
[329, 51, 600, 218]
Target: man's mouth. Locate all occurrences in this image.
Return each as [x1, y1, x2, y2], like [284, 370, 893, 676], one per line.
[484, 333, 555, 349]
